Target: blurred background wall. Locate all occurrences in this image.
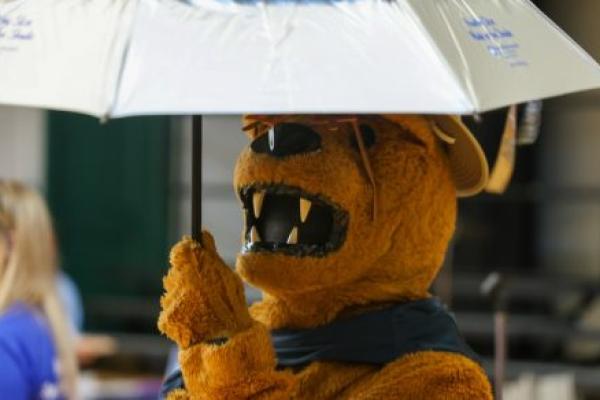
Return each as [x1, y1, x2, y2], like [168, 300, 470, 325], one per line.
[0, 107, 45, 188]
[538, 0, 600, 281]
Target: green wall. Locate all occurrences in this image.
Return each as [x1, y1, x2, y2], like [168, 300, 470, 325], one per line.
[47, 112, 171, 332]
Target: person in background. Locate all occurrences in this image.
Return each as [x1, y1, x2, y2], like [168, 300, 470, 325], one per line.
[0, 180, 78, 399]
[56, 272, 84, 334]
[56, 270, 117, 367]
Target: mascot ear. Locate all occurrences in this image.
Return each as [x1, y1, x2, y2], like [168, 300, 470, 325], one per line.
[428, 115, 489, 197]
[242, 116, 262, 140]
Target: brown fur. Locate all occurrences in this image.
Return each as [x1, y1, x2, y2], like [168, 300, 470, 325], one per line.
[158, 115, 492, 399]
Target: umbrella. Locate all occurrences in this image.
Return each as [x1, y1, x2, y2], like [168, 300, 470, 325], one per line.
[2, 0, 600, 238]
[2, 0, 600, 118]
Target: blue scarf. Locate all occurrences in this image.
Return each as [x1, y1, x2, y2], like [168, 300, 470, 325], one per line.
[160, 298, 479, 398]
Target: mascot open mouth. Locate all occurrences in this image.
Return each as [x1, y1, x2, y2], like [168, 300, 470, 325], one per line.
[240, 184, 348, 257]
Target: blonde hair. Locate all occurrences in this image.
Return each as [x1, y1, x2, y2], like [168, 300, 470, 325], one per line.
[0, 180, 78, 398]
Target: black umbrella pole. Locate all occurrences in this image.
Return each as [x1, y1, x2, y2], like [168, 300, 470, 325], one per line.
[192, 115, 203, 244]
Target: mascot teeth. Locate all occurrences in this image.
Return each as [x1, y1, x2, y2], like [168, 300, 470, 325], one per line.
[287, 226, 299, 244]
[253, 191, 266, 218]
[239, 185, 348, 257]
[250, 225, 261, 243]
[299, 198, 311, 222]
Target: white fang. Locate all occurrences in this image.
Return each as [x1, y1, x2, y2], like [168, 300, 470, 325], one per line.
[287, 226, 299, 244]
[300, 198, 312, 223]
[250, 226, 261, 243]
[253, 191, 266, 218]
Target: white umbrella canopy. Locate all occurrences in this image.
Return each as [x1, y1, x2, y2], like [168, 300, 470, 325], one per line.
[1, 0, 600, 118]
[0, 0, 134, 117]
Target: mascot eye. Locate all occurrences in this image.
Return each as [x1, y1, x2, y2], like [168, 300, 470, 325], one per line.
[251, 123, 322, 158]
[351, 124, 377, 150]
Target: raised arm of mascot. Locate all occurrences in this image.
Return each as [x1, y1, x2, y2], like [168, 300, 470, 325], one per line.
[158, 115, 493, 400]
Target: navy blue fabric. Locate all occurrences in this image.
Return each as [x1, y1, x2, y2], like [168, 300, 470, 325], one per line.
[159, 298, 478, 398]
[0, 303, 63, 400]
[273, 298, 478, 367]
[160, 369, 185, 400]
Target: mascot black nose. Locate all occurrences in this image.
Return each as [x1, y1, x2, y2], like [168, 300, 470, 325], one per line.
[251, 123, 322, 158]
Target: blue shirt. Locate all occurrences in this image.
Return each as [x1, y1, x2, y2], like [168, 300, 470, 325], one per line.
[0, 304, 63, 400]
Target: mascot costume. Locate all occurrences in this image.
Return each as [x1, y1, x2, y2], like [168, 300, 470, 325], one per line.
[158, 114, 494, 399]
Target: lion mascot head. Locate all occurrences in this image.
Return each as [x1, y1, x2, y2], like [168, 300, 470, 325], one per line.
[234, 114, 488, 328]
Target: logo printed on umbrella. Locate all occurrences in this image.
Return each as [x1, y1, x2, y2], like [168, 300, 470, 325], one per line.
[464, 16, 527, 68]
[0, 13, 34, 52]
[464, 16, 495, 27]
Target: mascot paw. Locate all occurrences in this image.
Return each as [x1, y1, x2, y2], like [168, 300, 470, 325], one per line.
[158, 232, 252, 349]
